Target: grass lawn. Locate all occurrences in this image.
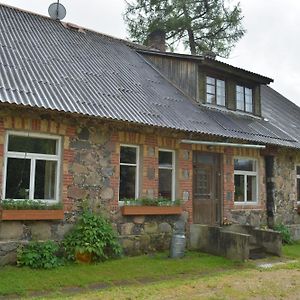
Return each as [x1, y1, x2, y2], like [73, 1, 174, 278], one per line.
[1, 243, 299, 299]
[0, 252, 238, 297]
[48, 242, 300, 300]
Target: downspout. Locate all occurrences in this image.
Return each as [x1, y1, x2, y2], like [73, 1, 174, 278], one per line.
[265, 156, 275, 228]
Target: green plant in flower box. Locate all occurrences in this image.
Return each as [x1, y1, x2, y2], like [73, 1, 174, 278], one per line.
[0, 199, 63, 210]
[123, 197, 181, 206]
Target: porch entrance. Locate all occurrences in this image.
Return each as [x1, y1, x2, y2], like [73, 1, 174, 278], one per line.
[193, 152, 221, 225]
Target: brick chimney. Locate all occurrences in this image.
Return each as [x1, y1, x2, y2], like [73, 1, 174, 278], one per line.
[146, 30, 166, 52]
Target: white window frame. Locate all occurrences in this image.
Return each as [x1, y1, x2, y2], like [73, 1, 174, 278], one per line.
[2, 131, 61, 203]
[296, 165, 300, 204]
[234, 157, 258, 204]
[158, 149, 176, 201]
[119, 144, 140, 202]
[236, 85, 253, 113]
[206, 76, 226, 107]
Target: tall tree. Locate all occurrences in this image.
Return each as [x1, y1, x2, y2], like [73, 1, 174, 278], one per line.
[124, 0, 245, 57]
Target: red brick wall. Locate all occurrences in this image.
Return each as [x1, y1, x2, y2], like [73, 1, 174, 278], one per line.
[0, 115, 75, 212]
[0, 112, 267, 225]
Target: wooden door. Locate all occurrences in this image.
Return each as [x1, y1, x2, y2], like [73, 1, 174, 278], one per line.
[193, 152, 221, 224]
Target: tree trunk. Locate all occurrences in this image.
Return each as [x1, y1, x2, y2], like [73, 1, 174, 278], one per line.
[182, 3, 197, 55]
[187, 28, 196, 54]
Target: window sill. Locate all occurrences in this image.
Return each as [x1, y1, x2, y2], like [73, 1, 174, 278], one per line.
[121, 206, 182, 216]
[0, 209, 64, 220]
[234, 202, 259, 206]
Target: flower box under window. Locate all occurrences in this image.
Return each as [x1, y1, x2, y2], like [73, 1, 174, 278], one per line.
[0, 209, 64, 220]
[121, 206, 182, 216]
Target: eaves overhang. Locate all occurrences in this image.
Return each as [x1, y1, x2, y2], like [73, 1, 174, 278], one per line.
[138, 49, 273, 85]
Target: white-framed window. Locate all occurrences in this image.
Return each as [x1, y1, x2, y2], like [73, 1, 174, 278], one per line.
[3, 131, 61, 202]
[236, 85, 253, 113]
[206, 76, 226, 106]
[158, 149, 175, 201]
[296, 166, 300, 204]
[234, 158, 258, 203]
[119, 145, 139, 201]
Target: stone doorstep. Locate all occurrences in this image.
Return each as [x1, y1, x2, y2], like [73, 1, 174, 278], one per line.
[256, 259, 298, 269]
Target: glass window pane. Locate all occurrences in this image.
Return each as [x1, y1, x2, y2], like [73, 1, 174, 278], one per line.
[8, 135, 57, 155]
[234, 159, 256, 171]
[119, 165, 136, 200]
[159, 151, 173, 168]
[206, 93, 215, 104]
[245, 88, 252, 96]
[206, 77, 215, 85]
[237, 100, 244, 111]
[217, 94, 225, 106]
[206, 84, 215, 94]
[120, 147, 137, 164]
[236, 85, 243, 93]
[217, 80, 225, 89]
[34, 160, 57, 200]
[245, 93, 253, 113]
[297, 166, 300, 175]
[159, 169, 172, 199]
[247, 175, 257, 202]
[5, 158, 31, 199]
[234, 174, 244, 202]
[245, 102, 253, 113]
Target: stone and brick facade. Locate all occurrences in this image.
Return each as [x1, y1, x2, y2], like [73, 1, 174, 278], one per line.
[0, 106, 300, 264]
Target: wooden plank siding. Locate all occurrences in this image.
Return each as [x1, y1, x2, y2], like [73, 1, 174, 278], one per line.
[143, 53, 262, 117]
[143, 54, 199, 101]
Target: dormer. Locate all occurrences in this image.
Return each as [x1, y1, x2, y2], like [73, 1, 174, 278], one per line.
[198, 60, 273, 117]
[139, 50, 273, 117]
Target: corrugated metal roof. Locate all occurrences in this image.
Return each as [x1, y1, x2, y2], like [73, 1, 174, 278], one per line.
[261, 86, 300, 145]
[0, 4, 299, 148]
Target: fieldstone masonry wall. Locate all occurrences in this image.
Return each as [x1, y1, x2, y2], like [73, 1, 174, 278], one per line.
[273, 149, 300, 225]
[0, 107, 300, 264]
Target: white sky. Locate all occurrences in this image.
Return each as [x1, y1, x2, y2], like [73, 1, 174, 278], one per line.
[1, 0, 300, 106]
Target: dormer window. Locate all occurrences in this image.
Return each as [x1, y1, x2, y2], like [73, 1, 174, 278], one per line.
[206, 76, 225, 106]
[236, 85, 253, 113]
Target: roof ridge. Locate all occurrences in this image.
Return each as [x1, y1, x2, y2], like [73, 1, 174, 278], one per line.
[0, 2, 53, 20]
[0, 2, 150, 51]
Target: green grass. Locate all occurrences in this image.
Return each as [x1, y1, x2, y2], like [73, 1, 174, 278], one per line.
[0, 252, 237, 296]
[1, 243, 299, 298]
[282, 241, 300, 258]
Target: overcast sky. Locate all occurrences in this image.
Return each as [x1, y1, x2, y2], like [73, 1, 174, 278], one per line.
[1, 0, 300, 106]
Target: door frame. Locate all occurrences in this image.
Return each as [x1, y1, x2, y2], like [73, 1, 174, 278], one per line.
[192, 151, 223, 225]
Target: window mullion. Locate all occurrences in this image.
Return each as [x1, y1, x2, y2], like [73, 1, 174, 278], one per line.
[214, 79, 217, 105]
[29, 158, 36, 200]
[244, 174, 247, 202]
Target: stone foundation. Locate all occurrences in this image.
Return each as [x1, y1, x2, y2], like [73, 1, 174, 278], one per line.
[287, 224, 300, 241]
[226, 209, 267, 227]
[0, 220, 74, 265]
[117, 214, 187, 255]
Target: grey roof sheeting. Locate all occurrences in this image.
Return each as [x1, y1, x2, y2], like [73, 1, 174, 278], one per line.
[0, 5, 299, 149]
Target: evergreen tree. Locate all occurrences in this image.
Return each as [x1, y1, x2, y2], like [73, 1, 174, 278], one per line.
[124, 0, 245, 57]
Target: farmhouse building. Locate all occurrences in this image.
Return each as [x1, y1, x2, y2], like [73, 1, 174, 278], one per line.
[0, 4, 299, 263]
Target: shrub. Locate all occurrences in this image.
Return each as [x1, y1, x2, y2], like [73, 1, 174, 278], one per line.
[63, 210, 122, 262]
[274, 223, 294, 245]
[17, 241, 62, 269]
